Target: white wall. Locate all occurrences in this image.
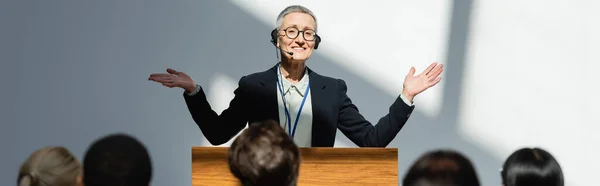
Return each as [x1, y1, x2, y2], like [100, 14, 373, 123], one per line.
[460, 1, 600, 185]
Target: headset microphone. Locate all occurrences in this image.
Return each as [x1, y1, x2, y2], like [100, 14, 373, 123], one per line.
[279, 48, 294, 56]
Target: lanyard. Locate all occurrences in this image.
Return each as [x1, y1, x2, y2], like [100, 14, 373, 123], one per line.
[277, 66, 310, 139]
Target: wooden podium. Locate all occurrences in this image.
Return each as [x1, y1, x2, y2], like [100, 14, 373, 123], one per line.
[192, 147, 398, 186]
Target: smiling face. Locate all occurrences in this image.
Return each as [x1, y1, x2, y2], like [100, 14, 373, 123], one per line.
[277, 12, 317, 62]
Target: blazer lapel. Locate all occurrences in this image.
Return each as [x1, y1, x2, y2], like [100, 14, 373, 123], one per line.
[307, 68, 331, 147]
[258, 65, 280, 123]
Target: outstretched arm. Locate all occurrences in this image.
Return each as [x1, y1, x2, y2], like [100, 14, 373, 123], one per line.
[182, 80, 249, 145]
[337, 62, 443, 147]
[149, 69, 249, 145]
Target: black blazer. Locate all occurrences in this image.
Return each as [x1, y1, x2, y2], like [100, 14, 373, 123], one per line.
[183, 64, 415, 147]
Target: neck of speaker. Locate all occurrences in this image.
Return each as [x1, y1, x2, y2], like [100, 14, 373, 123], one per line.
[280, 60, 306, 83]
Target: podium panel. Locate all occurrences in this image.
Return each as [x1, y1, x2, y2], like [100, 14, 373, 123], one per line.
[192, 147, 398, 186]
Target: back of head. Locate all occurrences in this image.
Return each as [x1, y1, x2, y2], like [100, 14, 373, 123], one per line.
[18, 146, 82, 186]
[403, 149, 480, 186]
[228, 119, 300, 186]
[83, 133, 152, 186]
[501, 147, 564, 186]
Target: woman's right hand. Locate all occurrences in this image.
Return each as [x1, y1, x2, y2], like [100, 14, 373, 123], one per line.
[149, 68, 197, 93]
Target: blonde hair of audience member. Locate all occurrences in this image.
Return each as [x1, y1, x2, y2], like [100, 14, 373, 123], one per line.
[17, 146, 82, 186]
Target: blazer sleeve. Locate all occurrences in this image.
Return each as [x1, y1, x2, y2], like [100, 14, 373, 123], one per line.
[183, 76, 250, 145]
[336, 79, 415, 147]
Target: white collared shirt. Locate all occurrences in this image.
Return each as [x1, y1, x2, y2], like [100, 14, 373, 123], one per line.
[276, 67, 313, 147]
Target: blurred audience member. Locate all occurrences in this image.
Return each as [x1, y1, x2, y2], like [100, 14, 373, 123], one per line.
[82, 133, 152, 186]
[17, 146, 82, 186]
[228, 119, 300, 186]
[403, 149, 480, 186]
[501, 147, 564, 186]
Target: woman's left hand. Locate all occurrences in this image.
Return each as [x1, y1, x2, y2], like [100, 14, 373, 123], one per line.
[401, 62, 444, 102]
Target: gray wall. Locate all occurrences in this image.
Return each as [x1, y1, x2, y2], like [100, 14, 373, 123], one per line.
[1, 0, 499, 185]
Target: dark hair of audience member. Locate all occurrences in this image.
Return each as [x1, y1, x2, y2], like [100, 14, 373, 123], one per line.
[82, 133, 152, 186]
[501, 147, 564, 186]
[17, 146, 82, 186]
[228, 119, 300, 186]
[403, 149, 480, 186]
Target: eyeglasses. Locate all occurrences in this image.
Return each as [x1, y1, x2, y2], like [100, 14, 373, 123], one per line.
[280, 27, 316, 41]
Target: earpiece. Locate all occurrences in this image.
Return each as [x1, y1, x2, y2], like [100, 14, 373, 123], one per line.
[270, 29, 279, 46]
[270, 29, 321, 49]
[314, 34, 321, 49]
[500, 168, 506, 185]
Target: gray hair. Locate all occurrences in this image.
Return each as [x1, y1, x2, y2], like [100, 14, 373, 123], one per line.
[275, 5, 318, 32]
